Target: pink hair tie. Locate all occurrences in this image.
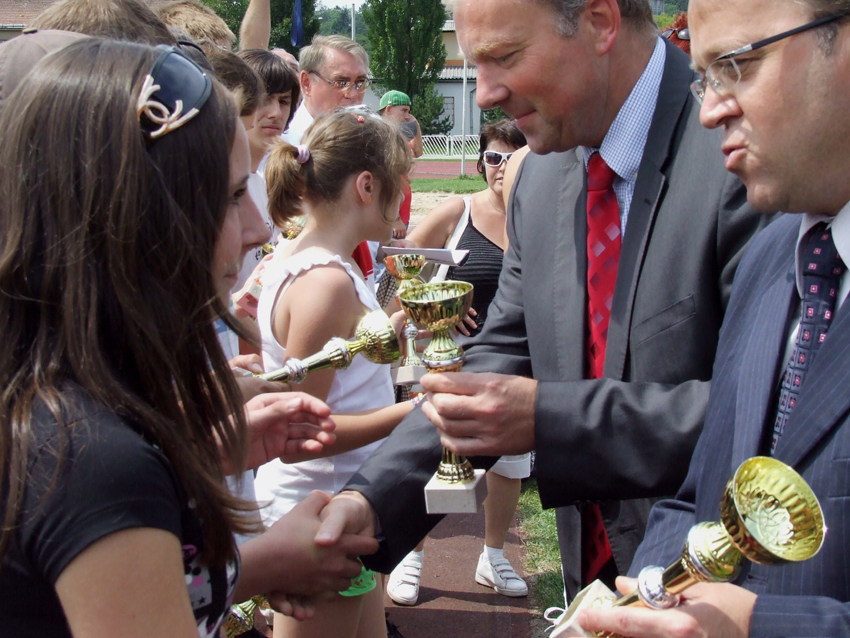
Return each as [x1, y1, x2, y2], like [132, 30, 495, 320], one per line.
[295, 144, 310, 164]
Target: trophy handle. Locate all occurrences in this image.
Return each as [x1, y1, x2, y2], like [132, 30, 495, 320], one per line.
[258, 338, 354, 383]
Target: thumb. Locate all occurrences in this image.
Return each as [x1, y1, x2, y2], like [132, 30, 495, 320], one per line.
[296, 490, 332, 517]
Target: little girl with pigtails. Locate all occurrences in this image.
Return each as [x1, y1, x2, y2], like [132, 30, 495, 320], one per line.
[254, 106, 415, 638]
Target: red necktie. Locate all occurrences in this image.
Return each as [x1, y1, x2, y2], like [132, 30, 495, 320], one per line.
[583, 152, 620, 584]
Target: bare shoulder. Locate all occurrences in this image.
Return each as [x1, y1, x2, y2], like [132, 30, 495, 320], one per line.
[408, 195, 469, 248]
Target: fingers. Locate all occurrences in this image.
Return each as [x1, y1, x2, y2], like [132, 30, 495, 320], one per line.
[314, 491, 376, 545]
[418, 371, 481, 395]
[229, 353, 264, 373]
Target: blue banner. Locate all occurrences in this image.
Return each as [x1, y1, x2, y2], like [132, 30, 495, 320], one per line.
[291, 0, 304, 47]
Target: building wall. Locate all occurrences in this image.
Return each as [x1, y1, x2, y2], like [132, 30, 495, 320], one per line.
[435, 80, 480, 136]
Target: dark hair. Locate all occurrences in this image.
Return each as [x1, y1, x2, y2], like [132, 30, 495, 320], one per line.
[239, 48, 301, 130]
[0, 39, 248, 567]
[30, 0, 177, 45]
[208, 48, 263, 117]
[266, 109, 412, 226]
[476, 119, 527, 180]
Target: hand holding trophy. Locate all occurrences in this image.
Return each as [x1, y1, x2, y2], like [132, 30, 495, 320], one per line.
[552, 456, 825, 637]
[398, 280, 488, 514]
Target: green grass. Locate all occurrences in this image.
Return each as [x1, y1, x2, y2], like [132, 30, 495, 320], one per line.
[410, 176, 484, 194]
[517, 478, 566, 619]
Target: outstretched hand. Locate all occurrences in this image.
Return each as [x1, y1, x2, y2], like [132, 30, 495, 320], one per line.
[240, 392, 336, 471]
[577, 577, 756, 638]
[315, 490, 378, 547]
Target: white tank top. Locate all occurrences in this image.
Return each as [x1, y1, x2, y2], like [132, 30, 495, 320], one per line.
[253, 248, 394, 525]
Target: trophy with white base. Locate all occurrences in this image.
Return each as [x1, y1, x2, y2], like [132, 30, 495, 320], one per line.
[549, 456, 825, 637]
[398, 281, 487, 514]
[383, 253, 427, 387]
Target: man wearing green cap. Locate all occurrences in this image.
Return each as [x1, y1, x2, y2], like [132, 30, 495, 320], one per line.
[379, 90, 423, 158]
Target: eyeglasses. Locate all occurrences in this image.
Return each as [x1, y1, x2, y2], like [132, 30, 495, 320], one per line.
[691, 13, 848, 103]
[310, 71, 372, 93]
[483, 151, 514, 167]
[661, 27, 689, 41]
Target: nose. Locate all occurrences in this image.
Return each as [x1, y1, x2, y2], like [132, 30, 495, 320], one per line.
[475, 64, 510, 111]
[699, 86, 741, 130]
[242, 191, 271, 254]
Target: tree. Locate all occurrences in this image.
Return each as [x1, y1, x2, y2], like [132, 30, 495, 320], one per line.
[199, 0, 320, 52]
[364, 0, 449, 133]
[316, 4, 370, 52]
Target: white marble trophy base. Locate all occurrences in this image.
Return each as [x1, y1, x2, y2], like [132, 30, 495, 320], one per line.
[424, 469, 487, 514]
[549, 580, 618, 637]
[391, 364, 426, 386]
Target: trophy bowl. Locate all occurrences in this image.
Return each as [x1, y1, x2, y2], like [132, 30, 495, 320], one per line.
[353, 308, 401, 364]
[281, 213, 308, 239]
[384, 253, 426, 293]
[398, 281, 474, 333]
[721, 456, 825, 564]
[398, 281, 474, 373]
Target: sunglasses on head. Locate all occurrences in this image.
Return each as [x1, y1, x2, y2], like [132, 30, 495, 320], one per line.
[483, 150, 514, 167]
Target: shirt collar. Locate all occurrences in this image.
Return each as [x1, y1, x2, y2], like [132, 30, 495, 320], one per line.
[582, 37, 666, 182]
[795, 202, 850, 297]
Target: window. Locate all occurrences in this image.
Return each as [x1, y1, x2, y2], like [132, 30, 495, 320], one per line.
[443, 96, 455, 127]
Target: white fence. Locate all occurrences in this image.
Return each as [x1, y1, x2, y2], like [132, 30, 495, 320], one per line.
[421, 134, 480, 159]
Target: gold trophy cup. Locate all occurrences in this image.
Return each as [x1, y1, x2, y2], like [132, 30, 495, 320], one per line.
[383, 254, 426, 369]
[552, 456, 826, 637]
[259, 309, 400, 383]
[398, 281, 488, 514]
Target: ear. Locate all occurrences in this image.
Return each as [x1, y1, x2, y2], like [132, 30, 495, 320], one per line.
[354, 171, 374, 204]
[583, 0, 620, 56]
[300, 70, 312, 97]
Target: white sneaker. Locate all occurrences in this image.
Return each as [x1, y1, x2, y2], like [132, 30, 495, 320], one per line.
[475, 551, 528, 597]
[387, 551, 424, 606]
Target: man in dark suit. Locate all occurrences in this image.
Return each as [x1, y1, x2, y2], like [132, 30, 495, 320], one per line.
[576, 0, 850, 634]
[315, 0, 768, 600]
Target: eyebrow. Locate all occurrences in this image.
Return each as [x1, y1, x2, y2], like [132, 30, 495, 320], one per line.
[468, 36, 518, 60]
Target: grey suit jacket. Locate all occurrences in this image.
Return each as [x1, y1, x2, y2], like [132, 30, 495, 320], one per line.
[631, 213, 850, 635]
[349, 41, 770, 578]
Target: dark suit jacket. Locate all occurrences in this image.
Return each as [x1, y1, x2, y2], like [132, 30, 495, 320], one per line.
[348, 41, 770, 584]
[630, 213, 850, 635]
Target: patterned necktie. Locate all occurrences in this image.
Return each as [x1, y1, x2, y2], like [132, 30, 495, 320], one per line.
[583, 152, 621, 584]
[770, 223, 845, 454]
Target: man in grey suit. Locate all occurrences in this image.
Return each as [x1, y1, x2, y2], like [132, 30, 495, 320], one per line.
[576, 0, 850, 634]
[316, 0, 768, 600]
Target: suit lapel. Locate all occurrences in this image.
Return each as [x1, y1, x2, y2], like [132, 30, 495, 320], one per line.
[775, 300, 850, 466]
[731, 264, 797, 467]
[606, 43, 690, 379]
[552, 149, 587, 379]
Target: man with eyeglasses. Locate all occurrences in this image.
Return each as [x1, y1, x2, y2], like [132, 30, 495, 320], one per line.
[573, 0, 850, 635]
[282, 34, 371, 146]
[315, 0, 770, 607]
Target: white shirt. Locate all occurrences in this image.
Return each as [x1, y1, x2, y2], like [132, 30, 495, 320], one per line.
[582, 37, 666, 238]
[281, 102, 314, 146]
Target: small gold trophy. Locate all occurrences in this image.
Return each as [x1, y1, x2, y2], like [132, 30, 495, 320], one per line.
[384, 254, 427, 386]
[222, 595, 271, 637]
[398, 281, 488, 514]
[259, 309, 399, 383]
[551, 456, 825, 637]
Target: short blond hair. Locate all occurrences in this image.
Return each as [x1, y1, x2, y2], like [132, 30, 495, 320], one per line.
[298, 34, 369, 75]
[154, 0, 235, 50]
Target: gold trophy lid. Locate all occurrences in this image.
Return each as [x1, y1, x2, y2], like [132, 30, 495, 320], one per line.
[398, 281, 474, 332]
[722, 456, 825, 565]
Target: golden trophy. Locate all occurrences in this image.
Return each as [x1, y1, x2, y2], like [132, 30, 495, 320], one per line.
[259, 309, 399, 383]
[384, 254, 427, 388]
[398, 281, 488, 514]
[551, 456, 825, 637]
[222, 595, 271, 637]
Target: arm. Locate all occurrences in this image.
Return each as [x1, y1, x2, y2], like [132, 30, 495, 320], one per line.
[405, 195, 467, 249]
[57, 528, 199, 638]
[238, 0, 271, 50]
[407, 116, 423, 158]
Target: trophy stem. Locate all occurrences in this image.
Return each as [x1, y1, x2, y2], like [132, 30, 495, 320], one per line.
[401, 320, 423, 367]
[436, 447, 476, 484]
[423, 329, 465, 372]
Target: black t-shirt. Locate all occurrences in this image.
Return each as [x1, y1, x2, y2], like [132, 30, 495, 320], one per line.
[0, 385, 238, 637]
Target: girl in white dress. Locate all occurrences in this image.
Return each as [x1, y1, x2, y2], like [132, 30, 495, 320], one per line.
[255, 107, 413, 638]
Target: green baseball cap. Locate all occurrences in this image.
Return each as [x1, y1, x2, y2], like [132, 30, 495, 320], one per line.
[379, 90, 411, 109]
